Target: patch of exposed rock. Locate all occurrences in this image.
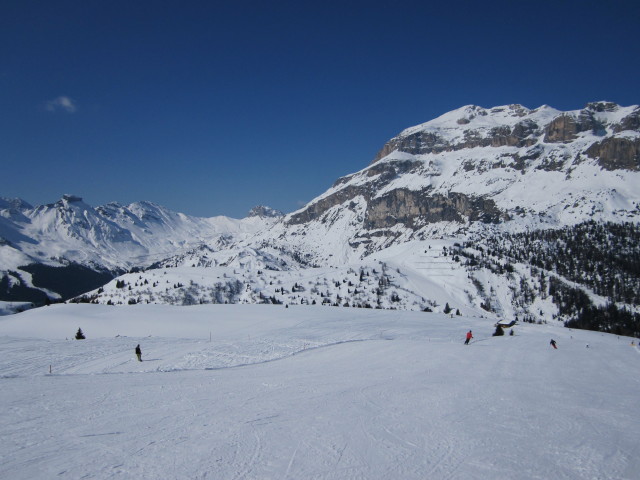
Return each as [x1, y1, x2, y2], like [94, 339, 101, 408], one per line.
[364, 189, 504, 229]
[372, 119, 540, 163]
[586, 137, 640, 171]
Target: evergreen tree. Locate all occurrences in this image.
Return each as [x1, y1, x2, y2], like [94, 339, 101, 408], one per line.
[75, 328, 85, 340]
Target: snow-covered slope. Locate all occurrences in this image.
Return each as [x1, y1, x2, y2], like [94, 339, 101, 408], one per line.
[1, 304, 638, 479]
[74, 240, 471, 313]
[77, 239, 511, 321]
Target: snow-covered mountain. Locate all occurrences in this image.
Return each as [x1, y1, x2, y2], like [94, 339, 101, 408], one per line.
[2, 102, 639, 334]
[252, 101, 640, 265]
[0, 196, 280, 302]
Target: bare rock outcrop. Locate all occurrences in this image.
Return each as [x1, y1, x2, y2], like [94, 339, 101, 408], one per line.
[586, 137, 640, 171]
[364, 189, 504, 229]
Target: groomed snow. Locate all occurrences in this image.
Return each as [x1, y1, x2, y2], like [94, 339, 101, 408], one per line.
[1, 304, 639, 479]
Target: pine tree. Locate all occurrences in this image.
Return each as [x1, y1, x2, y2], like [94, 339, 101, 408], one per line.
[75, 328, 86, 340]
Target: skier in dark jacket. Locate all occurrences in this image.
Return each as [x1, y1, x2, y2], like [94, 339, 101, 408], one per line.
[464, 330, 473, 345]
[135, 344, 142, 361]
[550, 339, 557, 349]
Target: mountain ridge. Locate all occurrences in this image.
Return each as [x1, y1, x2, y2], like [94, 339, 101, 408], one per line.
[0, 197, 280, 303]
[2, 101, 639, 333]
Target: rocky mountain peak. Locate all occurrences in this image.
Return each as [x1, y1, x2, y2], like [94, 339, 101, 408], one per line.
[585, 101, 619, 112]
[61, 194, 84, 203]
[247, 205, 284, 218]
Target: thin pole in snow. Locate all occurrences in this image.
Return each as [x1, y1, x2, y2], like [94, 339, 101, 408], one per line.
[49, 365, 52, 374]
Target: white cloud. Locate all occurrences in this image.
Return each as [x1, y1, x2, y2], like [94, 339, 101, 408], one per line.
[45, 96, 77, 113]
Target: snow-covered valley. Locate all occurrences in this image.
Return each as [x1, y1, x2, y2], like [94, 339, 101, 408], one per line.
[1, 304, 639, 479]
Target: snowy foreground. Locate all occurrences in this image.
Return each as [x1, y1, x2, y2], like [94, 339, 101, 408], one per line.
[1, 304, 639, 480]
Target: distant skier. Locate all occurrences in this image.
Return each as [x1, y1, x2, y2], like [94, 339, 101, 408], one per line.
[135, 344, 142, 361]
[464, 330, 473, 345]
[550, 339, 557, 349]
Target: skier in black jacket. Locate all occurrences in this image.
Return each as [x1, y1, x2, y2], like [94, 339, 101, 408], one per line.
[135, 344, 142, 361]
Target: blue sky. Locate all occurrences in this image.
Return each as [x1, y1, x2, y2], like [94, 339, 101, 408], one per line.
[1, 0, 639, 218]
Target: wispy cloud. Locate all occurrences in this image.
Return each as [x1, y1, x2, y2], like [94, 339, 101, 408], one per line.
[45, 96, 77, 113]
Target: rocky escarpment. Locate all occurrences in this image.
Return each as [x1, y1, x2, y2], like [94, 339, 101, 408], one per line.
[373, 102, 632, 161]
[364, 189, 504, 229]
[583, 106, 640, 170]
[373, 117, 540, 161]
[613, 107, 640, 133]
[288, 160, 422, 225]
[586, 137, 640, 171]
[287, 157, 504, 229]
[543, 109, 605, 143]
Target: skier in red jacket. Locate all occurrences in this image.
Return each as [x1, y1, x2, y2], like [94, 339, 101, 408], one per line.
[464, 330, 473, 345]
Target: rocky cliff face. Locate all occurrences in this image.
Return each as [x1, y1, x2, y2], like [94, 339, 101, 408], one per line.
[364, 190, 503, 229]
[369, 102, 633, 163]
[373, 113, 540, 160]
[586, 137, 640, 171]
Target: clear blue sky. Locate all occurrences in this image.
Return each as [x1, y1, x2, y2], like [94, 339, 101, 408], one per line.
[2, 0, 639, 218]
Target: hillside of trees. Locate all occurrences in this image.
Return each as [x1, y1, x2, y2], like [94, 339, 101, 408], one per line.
[457, 221, 640, 338]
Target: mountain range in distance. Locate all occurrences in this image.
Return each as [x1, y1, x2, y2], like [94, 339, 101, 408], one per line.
[1, 101, 639, 336]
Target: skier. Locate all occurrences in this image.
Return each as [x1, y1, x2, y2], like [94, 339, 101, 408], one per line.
[135, 344, 142, 361]
[550, 339, 557, 349]
[464, 330, 473, 345]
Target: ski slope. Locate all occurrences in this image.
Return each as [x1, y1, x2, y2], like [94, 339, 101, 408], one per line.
[1, 304, 639, 479]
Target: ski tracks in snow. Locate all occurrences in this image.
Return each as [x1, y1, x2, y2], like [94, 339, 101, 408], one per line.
[355, 378, 465, 479]
[227, 429, 263, 480]
[3, 310, 640, 480]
